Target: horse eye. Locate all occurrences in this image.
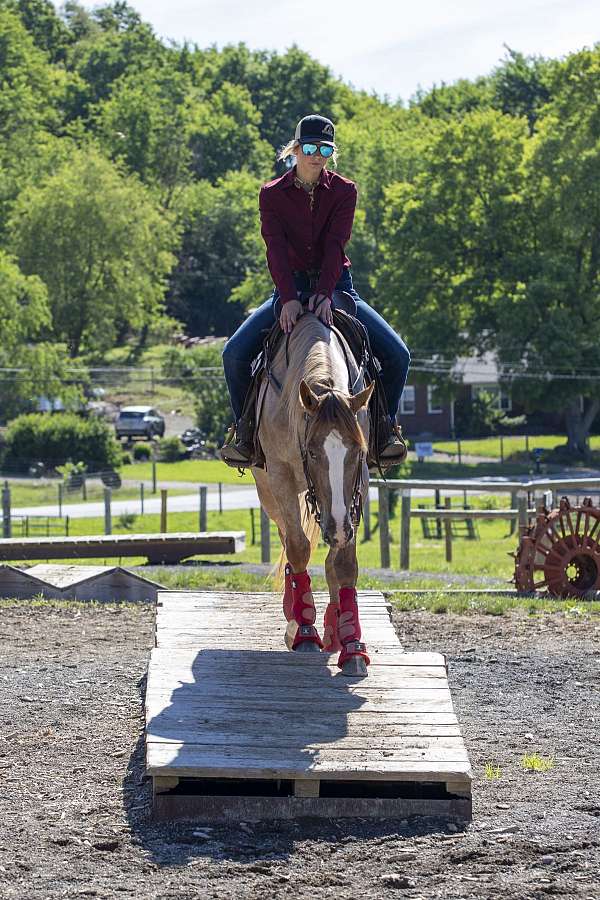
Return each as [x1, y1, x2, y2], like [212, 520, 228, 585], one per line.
[308, 450, 318, 461]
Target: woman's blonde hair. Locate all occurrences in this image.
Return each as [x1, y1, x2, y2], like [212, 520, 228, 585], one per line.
[277, 139, 339, 168]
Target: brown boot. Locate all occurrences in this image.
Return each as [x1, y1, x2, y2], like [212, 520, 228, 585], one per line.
[219, 417, 256, 468]
[369, 418, 408, 471]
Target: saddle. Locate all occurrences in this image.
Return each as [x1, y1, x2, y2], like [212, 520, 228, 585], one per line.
[239, 291, 405, 474]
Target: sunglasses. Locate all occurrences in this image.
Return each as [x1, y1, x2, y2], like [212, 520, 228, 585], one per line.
[301, 143, 334, 158]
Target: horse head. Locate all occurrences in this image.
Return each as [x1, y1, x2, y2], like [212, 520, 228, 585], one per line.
[299, 379, 373, 548]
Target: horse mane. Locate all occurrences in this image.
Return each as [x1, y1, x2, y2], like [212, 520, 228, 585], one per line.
[280, 314, 367, 451]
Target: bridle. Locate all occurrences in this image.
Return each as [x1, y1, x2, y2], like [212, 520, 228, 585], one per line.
[299, 408, 365, 529]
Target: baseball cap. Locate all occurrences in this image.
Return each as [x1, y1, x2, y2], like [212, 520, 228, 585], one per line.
[294, 114, 335, 146]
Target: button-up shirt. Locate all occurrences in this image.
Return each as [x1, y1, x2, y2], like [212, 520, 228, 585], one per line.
[259, 165, 357, 303]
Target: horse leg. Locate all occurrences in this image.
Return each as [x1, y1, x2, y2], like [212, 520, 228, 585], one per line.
[322, 547, 342, 652]
[333, 543, 370, 677]
[253, 470, 291, 619]
[271, 480, 322, 654]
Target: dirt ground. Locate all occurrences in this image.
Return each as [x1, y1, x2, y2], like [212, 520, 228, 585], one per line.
[0, 598, 599, 900]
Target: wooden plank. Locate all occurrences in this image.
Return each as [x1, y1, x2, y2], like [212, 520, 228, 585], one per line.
[146, 742, 471, 779]
[147, 730, 467, 750]
[294, 780, 319, 797]
[152, 794, 472, 823]
[0, 532, 245, 561]
[149, 649, 446, 668]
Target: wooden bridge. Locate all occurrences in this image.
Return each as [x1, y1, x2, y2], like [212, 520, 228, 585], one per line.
[145, 589, 472, 822]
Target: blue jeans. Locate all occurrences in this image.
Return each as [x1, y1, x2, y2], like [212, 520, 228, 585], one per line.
[222, 269, 410, 420]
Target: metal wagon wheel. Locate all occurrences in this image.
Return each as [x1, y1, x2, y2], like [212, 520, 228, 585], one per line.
[514, 496, 600, 597]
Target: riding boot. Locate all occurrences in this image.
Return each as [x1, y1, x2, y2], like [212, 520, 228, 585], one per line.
[369, 416, 408, 471]
[219, 412, 256, 468]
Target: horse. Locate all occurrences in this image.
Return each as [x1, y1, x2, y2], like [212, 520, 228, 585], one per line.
[253, 310, 373, 677]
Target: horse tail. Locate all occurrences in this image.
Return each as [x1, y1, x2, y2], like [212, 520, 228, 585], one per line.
[272, 497, 320, 587]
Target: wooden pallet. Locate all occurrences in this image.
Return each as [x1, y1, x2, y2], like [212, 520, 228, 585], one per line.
[0, 531, 245, 564]
[145, 590, 472, 822]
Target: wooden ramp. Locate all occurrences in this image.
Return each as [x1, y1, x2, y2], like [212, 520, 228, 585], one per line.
[145, 590, 472, 822]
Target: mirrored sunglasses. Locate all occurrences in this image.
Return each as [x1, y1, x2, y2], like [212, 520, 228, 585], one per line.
[301, 143, 334, 158]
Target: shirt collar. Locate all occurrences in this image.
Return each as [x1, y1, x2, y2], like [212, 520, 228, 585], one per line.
[280, 165, 332, 190]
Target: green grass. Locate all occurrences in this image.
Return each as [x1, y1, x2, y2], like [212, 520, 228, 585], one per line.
[484, 763, 502, 780]
[433, 434, 600, 461]
[521, 753, 555, 772]
[7, 480, 190, 510]
[119, 459, 251, 485]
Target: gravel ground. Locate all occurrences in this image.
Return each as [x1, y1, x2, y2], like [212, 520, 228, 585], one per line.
[0, 599, 599, 899]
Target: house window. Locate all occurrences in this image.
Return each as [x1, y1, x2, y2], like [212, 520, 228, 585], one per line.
[473, 385, 512, 412]
[400, 385, 415, 415]
[427, 386, 443, 414]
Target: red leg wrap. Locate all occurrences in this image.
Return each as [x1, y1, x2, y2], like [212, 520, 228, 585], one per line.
[337, 587, 370, 668]
[322, 602, 342, 652]
[282, 563, 293, 621]
[290, 570, 322, 649]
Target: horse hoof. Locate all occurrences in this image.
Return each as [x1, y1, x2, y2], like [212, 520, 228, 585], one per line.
[295, 640, 321, 653]
[342, 656, 368, 677]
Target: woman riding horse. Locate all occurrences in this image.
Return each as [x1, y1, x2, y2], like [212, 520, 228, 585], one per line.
[220, 113, 410, 467]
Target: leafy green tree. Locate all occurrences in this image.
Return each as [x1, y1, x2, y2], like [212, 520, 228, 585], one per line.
[491, 47, 556, 135]
[374, 109, 528, 358]
[168, 170, 266, 335]
[9, 146, 177, 357]
[0, 251, 85, 420]
[2, 0, 72, 62]
[493, 47, 600, 454]
[66, 2, 164, 112]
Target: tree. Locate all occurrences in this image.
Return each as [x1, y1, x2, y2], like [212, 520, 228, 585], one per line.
[0, 251, 83, 420]
[167, 170, 266, 336]
[9, 146, 177, 357]
[493, 48, 600, 454]
[374, 109, 528, 358]
[3, 0, 72, 62]
[491, 47, 556, 135]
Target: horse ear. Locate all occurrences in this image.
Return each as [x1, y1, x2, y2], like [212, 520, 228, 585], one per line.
[299, 380, 321, 415]
[349, 382, 374, 414]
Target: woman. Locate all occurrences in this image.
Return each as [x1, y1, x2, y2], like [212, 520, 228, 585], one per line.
[220, 113, 410, 467]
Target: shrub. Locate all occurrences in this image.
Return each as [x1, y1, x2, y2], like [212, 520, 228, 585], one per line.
[2, 412, 121, 473]
[133, 442, 152, 461]
[157, 435, 185, 462]
[162, 342, 231, 445]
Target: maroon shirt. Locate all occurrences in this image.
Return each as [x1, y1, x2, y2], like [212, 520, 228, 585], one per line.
[259, 165, 357, 303]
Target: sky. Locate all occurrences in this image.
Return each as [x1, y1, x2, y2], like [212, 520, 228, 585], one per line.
[119, 0, 599, 102]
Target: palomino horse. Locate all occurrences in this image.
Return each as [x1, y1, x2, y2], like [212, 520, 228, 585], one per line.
[253, 311, 373, 677]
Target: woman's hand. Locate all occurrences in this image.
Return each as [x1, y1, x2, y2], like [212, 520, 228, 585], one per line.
[279, 299, 303, 334]
[309, 293, 333, 325]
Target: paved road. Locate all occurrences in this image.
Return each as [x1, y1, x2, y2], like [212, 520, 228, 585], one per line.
[11, 469, 600, 520]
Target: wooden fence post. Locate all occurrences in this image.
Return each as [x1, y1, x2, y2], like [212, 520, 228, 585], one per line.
[57, 482, 63, 517]
[160, 489, 168, 532]
[103, 487, 112, 535]
[199, 485, 207, 531]
[378, 485, 390, 568]
[2, 481, 11, 538]
[509, 490, 517, 536]
[260, 505, 271, 564]
[218, 482, 223, 515]
[500, 435, 505, 464]
[457, 438, 462, 465]
[517, 494, 528, 533]
[152, 458, 157, 494]
[400, 490, 411, 570]
[444, 496, 453, 563]
[362, 491, 371, 542]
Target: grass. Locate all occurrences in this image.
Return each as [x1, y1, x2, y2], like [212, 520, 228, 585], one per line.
[521, 753, 555, 772]
[484, 763, 502, 780]
[7, 479, 190, 509]
[119, 458, 250, 486]
[433, 434, 600, 461]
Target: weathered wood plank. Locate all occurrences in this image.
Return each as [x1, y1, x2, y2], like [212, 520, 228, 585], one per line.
[153, 795, 472, 823]
[146, 741, 472, 779]
[149, 648, 446, 668]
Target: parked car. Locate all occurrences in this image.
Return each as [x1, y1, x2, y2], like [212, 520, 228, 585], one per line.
[115, 406, 165, 441]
